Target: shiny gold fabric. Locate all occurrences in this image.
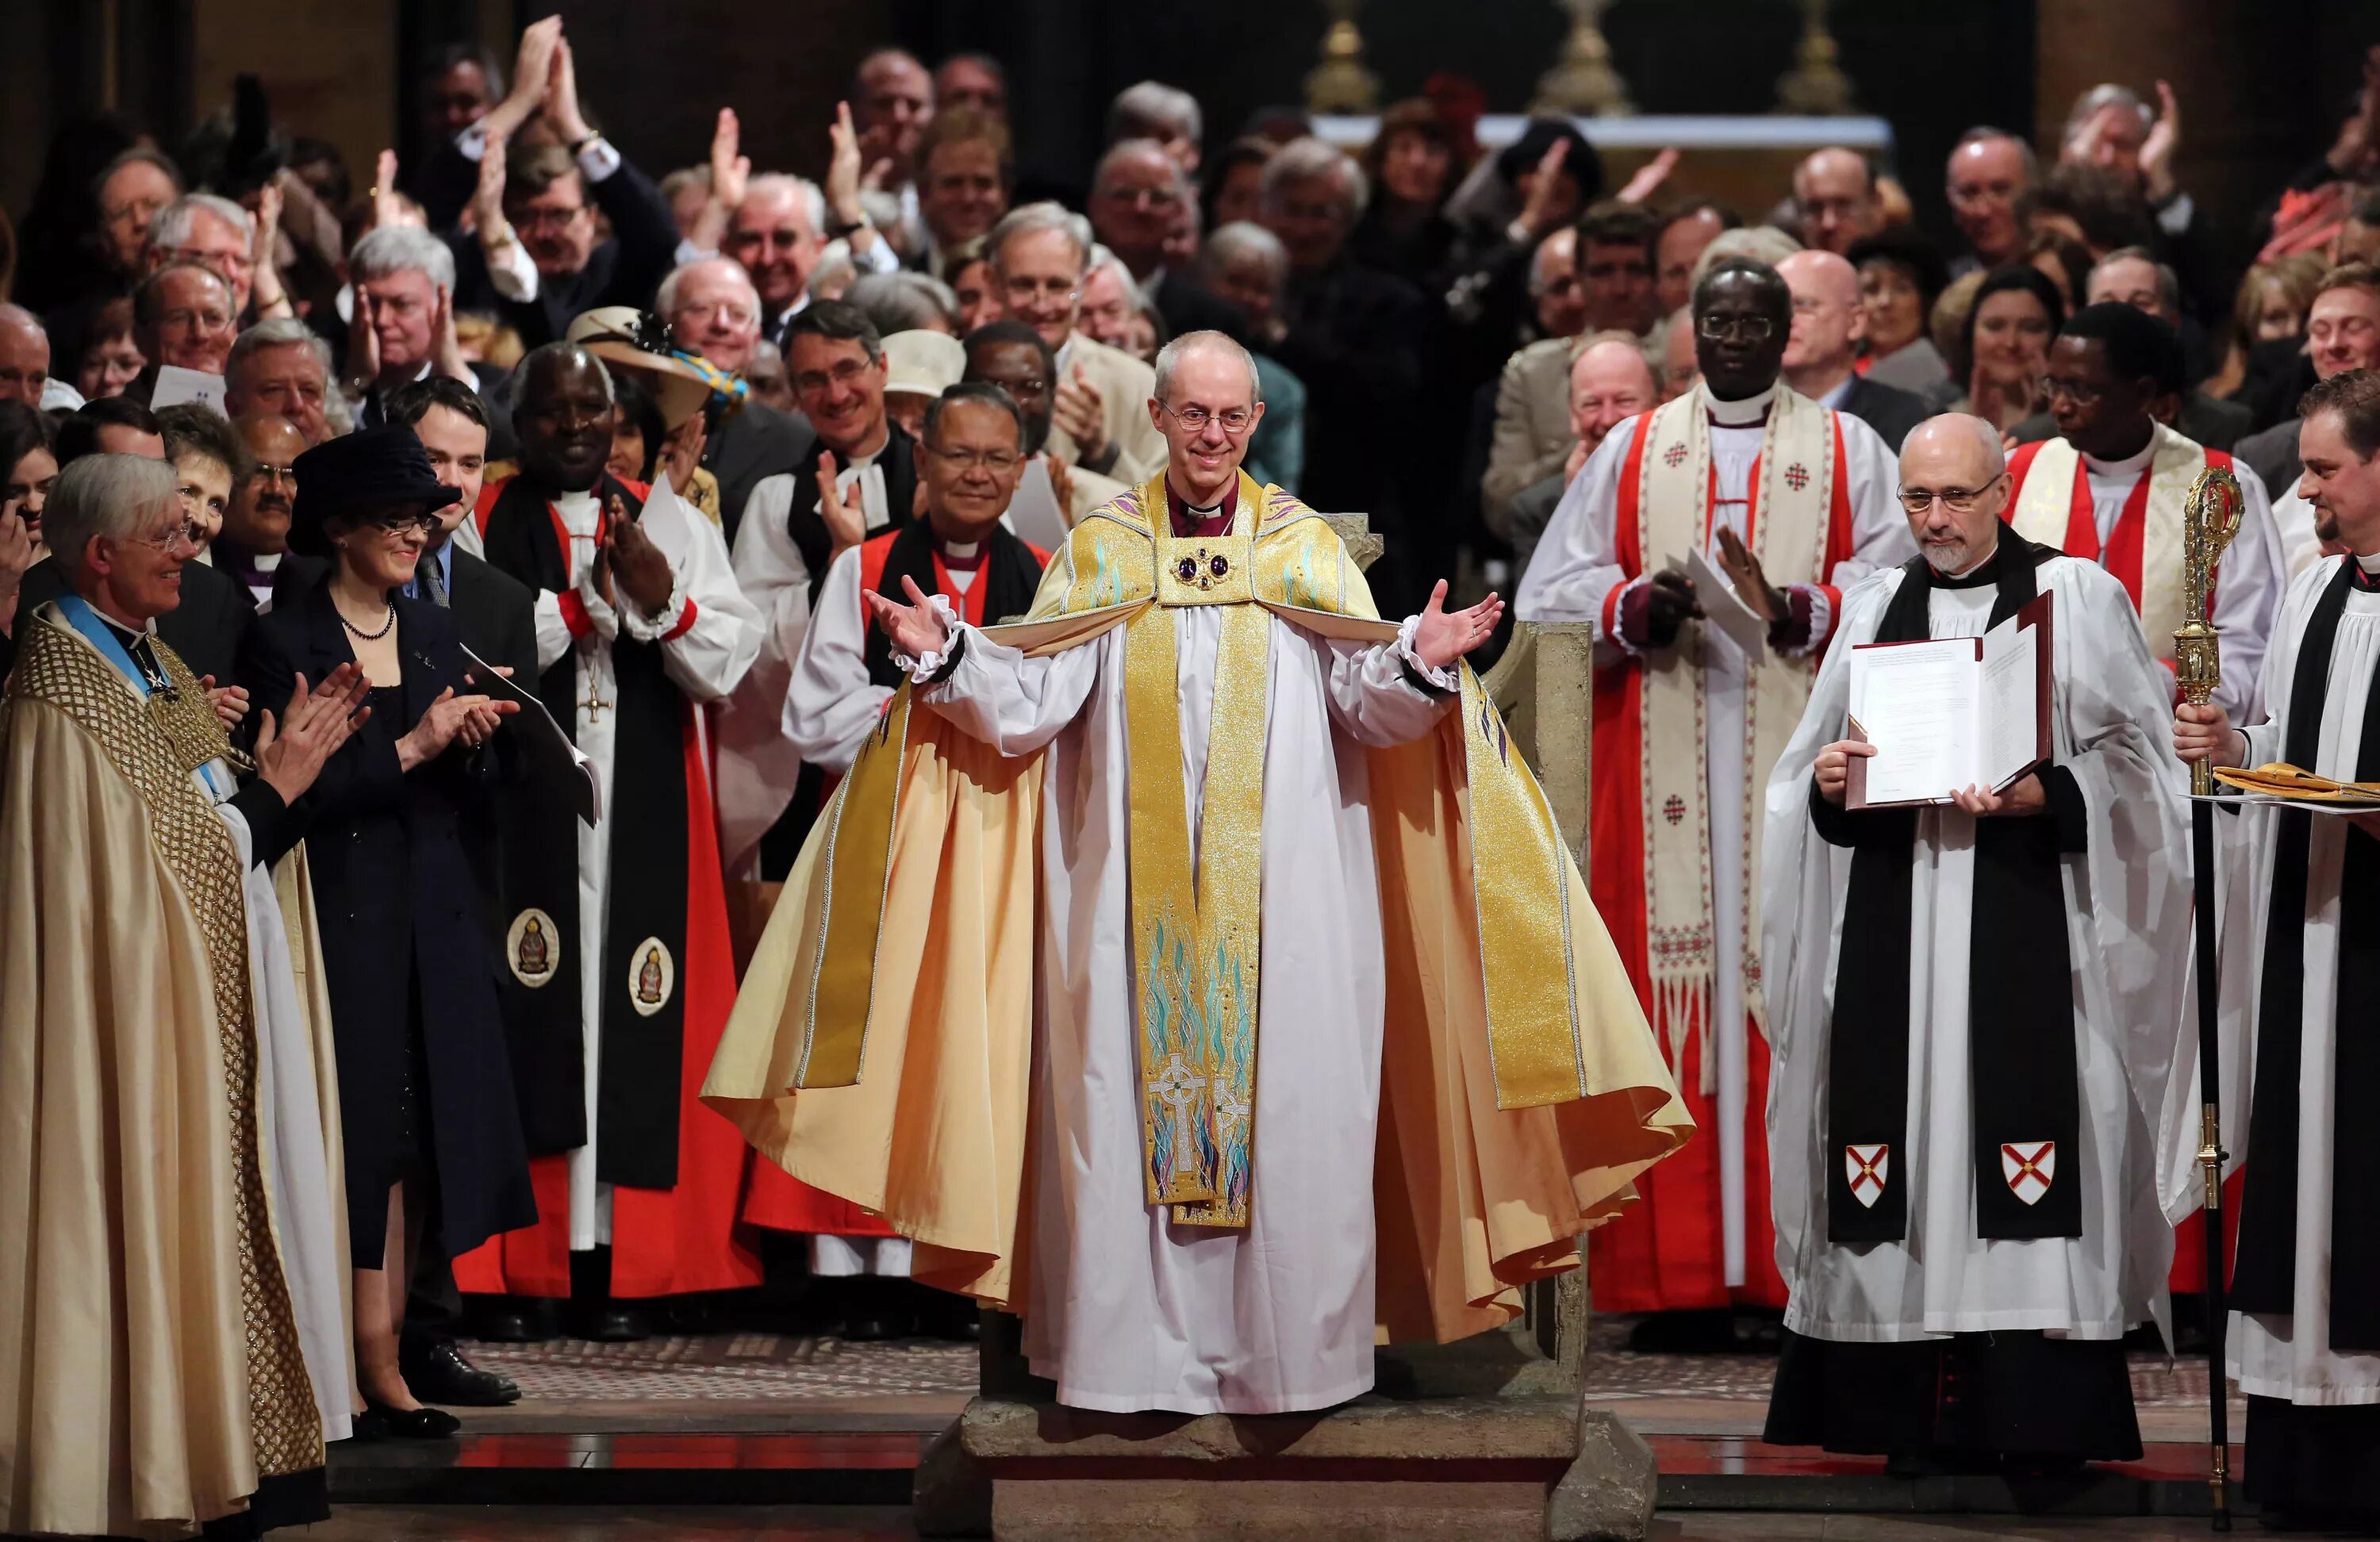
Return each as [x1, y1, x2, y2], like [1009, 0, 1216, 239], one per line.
[705, 478, 1690, 1340]
[0, 611, 322, 1536]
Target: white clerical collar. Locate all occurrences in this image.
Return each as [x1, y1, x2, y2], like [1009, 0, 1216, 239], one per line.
[2358, 550, 2380, 575]
[255, 550, 282, 572]
[1701, 382, 1777, 426]
[942, 539, 981, 559]
[2082, 430, 2158, 478]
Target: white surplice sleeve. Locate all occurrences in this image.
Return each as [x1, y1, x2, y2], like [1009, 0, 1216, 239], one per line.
[781, 547, 889, 773]
[1316, 615, 1457, 748]
[2210, 461, 2286, 723]
[1828, 412, 1923, 600]
[730, 472, 815, 689]
[917, 617, 1104, 757]
[1514, 414, 1640, 662]
[531, 588, 574, 671]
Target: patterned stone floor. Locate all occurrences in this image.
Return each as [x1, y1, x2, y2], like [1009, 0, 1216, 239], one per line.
[462, 1334, 978, 1403]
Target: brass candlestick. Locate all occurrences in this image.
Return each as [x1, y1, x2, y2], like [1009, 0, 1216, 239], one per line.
[1533, 0, 1635, 117]
[1304, 0, 1380, 114]
[2174, 464, 2244, 797]
[1773, 0, 1857, 116]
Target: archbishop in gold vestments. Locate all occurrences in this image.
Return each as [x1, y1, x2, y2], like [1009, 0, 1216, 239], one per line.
[0, 604, 350, 1536]
[708, 474, 1689, 1414]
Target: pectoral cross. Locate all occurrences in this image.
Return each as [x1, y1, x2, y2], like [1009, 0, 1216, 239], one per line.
[578, 678, 612, 723]
[1153, 1053, 1207, 1178]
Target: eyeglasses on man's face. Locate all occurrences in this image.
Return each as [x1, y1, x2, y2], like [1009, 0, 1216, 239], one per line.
[1157, 401, 1254, 435]
[125, 519, 205, 554]
[1000, 275, 1080, 306]
[1697, 313, 1776, 343]
[1895, 474, 2006, 515]
[924, 443, 1022, 473]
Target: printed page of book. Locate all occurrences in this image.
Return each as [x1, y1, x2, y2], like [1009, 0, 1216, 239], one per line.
[1848, 636, 1980, 806]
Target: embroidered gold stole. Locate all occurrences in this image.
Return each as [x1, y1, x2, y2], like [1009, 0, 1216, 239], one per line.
[1629, 388, 1834, 1073]
[2009, 424, 2206, 662]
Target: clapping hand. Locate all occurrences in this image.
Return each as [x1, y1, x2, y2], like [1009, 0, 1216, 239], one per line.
[2140, 79, 2182, 202]
[470, 128, 510, 243]
[1714, 526, 1789, 627]
[255, 666, 373, 804]
[1044, 453, 1077, 526]
[816, 451, 868, 557]
[1615, 148, 1680, 205]
[605, 517, 676, 616]
[432, 283, 473, 383]
[198, 675, 251, 731]
[1053, 363, 1111, 465]
[1514, 136, 1571, 240]
[401, 685, 516, 768]
[1411, 581, 1504, 671]
[866, 575, 952, 662]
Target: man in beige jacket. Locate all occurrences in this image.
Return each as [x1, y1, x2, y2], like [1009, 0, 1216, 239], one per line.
[985, 201, 1166, 485]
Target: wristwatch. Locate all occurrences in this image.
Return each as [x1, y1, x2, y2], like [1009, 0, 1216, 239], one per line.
[827, 218, 868, 242]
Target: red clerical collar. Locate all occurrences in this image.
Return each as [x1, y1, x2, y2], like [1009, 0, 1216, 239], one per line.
[1168, 478, 1238, 539]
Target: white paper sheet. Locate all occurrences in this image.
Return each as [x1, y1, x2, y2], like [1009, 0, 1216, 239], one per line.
[1683, 544, 1768, 661]
[152, 366, 228, 415]
[460, 642, 601, 826]
[1001, 455, 1073, 554]
[1849, 637, 1979, 804]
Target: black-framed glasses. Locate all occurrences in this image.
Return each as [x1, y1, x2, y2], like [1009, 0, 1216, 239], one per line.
[1896, 474, 2007, 515]
[1157, 401, 1255, 435]
[363, 511, 443, 536]
[1697, 313, 1776, 343]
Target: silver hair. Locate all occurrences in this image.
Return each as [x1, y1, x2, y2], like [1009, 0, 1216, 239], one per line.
[1906, 412, 2007, 481]
[1258, 136, 1368, 224]
[843, 270, 959, 336]
[349, 222, 458, 293]
[2090, 244, 2181, 317]
[656, 255, 760, 324]
[1200, 221, 1287, 290]
[1950, 125, 2039, 179]
[1093, 136, 1192, 200]
[742, 173, 828, 235]
[1107, 82, 1203, 150]
[47, 454, 179, 581]
[148, 192, 252, 253]
[1153, 328, 1262, 407]
[226, 317, 333, 386]
[1688, 225, 1802, 293]
[988, 201, 1092, 276]
[2063, 85, 2152, 150]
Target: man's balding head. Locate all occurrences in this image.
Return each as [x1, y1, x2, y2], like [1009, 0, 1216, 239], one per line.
[1568, 337, 1657, 458]
[0, 305, 49, 406]
[224, 412, 307, 556]
[1792, 148, 1879, 255]
[1899, 413, 2009, 573]
[1776, 249, 1864, 391]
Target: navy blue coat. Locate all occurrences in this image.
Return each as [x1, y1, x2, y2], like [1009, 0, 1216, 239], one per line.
[238, 578, 535, 1267]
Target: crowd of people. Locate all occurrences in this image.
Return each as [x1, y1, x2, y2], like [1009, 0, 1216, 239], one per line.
[6, 14, 2380, 1537]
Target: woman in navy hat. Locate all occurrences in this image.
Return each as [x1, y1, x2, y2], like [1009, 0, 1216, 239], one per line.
[236, 425, 536, 1440]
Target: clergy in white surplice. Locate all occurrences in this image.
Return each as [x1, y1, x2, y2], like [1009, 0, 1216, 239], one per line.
[706, 331, 1690, 1414]
[2172, 370, 2380, 1527]
[1515, 256, 1913, 1329]
[1760, 416, 2190, 1466]
[451, 343, 768, 1323]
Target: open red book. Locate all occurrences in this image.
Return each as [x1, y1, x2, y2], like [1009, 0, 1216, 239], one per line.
[1844, 591, 2053, 811]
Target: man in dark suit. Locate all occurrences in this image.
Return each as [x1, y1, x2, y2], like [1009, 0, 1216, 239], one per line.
[660, 255, 810, 545]
[1778, 250, 1932, 451]
[1088, 138, 1250, 346]
[11, 400, 254, 686]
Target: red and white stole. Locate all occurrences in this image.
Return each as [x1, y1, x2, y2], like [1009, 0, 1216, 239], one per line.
[1626, 385, 1836, 1072]
[2009, 423, 2225, 666]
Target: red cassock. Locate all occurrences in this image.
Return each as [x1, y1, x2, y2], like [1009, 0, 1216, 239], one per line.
[1584, 420, 1861, 1314]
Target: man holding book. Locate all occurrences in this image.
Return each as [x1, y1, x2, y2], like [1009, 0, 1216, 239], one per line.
[1757, 413, 2190, 1471]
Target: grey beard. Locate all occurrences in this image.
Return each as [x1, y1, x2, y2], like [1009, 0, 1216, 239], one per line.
[1921, 540, 1975, 574]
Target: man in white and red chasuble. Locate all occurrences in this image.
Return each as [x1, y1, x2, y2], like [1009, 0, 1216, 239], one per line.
[2006, 301, 2286, 723]
[1517, 258, 1913, 1333]
[451, 343, 765, 1337]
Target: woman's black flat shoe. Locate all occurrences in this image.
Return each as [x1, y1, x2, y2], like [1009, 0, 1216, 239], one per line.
[362, 1401, 460, 1439]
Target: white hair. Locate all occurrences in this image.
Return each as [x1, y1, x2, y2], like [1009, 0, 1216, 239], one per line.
[226, 317, 332, 386]
[2062, 84, 2152, 149]
[1107, 82, 1203, 149]
[1688, 225, 1802, 293]
[47, 454, 178, 581]
[656, 255, 760, 324]
[1153, 328, 1262, 406]
[148, 192, 252, 253]
[1200, 221, 1287, 288]
[1258, 136, 1368, 224]
[988, 201, 1092, 276]
[349, 222, 458, 293]
[742, 173, 828, 234]
[1093, 137, 1191, 200]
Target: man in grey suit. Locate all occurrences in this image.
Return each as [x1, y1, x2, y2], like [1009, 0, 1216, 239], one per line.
[661, 255, 810, 546]
[1777, 250, 1930, 451]
[1504, 337, 1660, 577]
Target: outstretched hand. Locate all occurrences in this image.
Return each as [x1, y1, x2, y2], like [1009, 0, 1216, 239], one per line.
[866, 575, 952, 662]
[1411, 581, 1503, 671]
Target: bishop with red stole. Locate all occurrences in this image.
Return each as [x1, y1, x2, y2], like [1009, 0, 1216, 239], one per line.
[1515, 259, 1912, 1321]
[451, 344, 765, 1318]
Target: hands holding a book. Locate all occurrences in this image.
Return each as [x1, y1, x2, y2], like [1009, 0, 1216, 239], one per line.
[1814, 739, 1874, 805]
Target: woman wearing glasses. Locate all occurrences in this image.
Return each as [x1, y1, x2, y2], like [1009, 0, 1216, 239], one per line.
[237, 426, 535, 1440]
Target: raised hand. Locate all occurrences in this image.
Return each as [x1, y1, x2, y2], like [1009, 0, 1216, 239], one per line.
[663, 413, 708, 497]
[866, 574, 952, 661]
[432, 283, 474, 383]
[2140, 79, 2181, 201]
[370, 148, 405, 232]
[249, 179, 290, 316]
[1714, 526, 1788, 625]
[1514, 136, 1571, 240]
[604, 518, 675, 616]
[255, 669, 372, 804]
[826, 102, 887, 243]
[1053, 363, 1110, 465]
[470, 127, 510, 244]
[1615, 148, 1680, 205]
[1411, 580, 1504, 671]
[710, 107, 750, 212]
[347, 287, 382, 393]
[816, 451, 868, 557]
[483, 15, 559, 141]
[1044, 452, 1076, 524]
[545, 35, 590, 147]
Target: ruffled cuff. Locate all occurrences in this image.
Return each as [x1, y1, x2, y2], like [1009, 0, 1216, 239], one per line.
[1772, 583, 1832, 657]
[892, 595, 965, 683]
[615, 566, 693, 644]
[1395, 613, 1463, 697]
[1609, 576, 1652, 657]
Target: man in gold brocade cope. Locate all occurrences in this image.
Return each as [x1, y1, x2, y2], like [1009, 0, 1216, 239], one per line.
[707, 329, 1688, 1414]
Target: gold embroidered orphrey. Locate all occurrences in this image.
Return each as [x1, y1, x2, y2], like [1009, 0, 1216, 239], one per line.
[6, 617, 324, 1483]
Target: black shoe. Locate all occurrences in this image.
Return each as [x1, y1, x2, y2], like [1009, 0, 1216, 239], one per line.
[360, 1401, 462, 1439]
[569, 1302, 654, 1342]
[401, 1335, 522, 1407]
[839, 1307, 912, 1342]
[1623, 1309, 1743, 1354]
[470, 1296, 559, 1343]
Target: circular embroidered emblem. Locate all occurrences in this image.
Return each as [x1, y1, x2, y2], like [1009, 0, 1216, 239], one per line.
[507, 908, 560, 988]
[628, 937, 675, 1017]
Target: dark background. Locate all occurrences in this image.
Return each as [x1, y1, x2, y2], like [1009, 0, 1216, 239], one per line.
[4, 0, 2380, 278]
